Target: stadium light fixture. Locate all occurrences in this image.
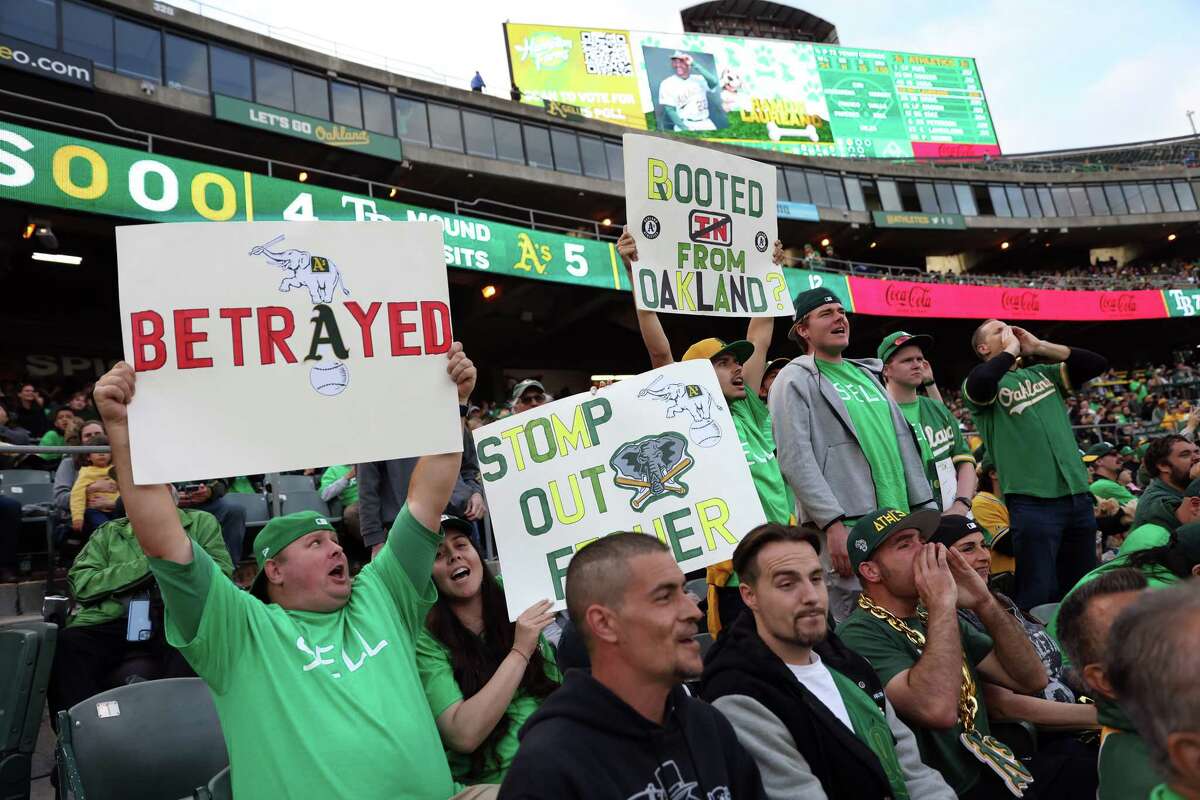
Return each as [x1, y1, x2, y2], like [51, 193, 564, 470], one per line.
[32, 252, 82, 265]
[869, 241, 877, 249]
[1000, 242, 1010, 250]
[820, 237, 830, 247]
[22, 222, 36, 239]
[1167, 233, 1177, 241]
[298, 171, 309, 182]
[388, 187, 398, 198]
[481, 284, 498, 300]
[602, 218, 612, 226]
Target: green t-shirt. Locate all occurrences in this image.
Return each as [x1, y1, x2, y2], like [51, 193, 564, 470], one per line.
[829, 668, 910, 800]
[730, 392, 794, 526]
[149, 506, 455, 800]
[816, 360, 909, 512]
[416, 629, 561, 785]
[963, 362, 1089, 499]
[899, 396, 973, 509]
[837, 607, 995, 797]
[38, 429, 64, 461]
[1090, 478, 1136, 506]
[319, 464, 360, 506]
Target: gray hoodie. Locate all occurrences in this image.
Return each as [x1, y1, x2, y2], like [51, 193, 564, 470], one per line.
[767, 354, 935, 528]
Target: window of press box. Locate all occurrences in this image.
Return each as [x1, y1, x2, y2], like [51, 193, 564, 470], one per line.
[254, 58, 294, 111]
[0, 0, 57, 48]
[785, 169, 810, 204]
[115, 18, 161, 83]
[493, 118, 524, 163]
[1139, 183, 1162, 214]
[776, 170, 789, 201]
[825, 174, 847, 210]
[1086, 185, 1109, 216]
[877, 180, 902, 212]
[953, 183, 977, 216]
[61, 1, 113, 70]
[1022, 187, 1041, 217]
[361, 88, 393, 136]
[860, 180, 884, 212]
[210, 46, 252, 101]
[1175, 181, 1198, 212]
[605, 141, 623, 178]
[1037, 186, 1056, 216]
[1051, 186, 1074, 216]
[393, 97, 430, 147]
[1103, 184, 1128, 215]
[164, 34, 208, 95]
[462, 111, 496, 159]
[579, 135, 609, 179]
[971, 185, 995, 216]
[895, 180, 919, 212]
[428, 103, 464, 152]
[805, 171, 830, 207]
[331, 82, 363, 128]
[915, 182, 939, 214]
[550, 129, 581, 174]
[934, 182, 959, 214]
[523, 124, 553, 169]
[1005, 185, 1028, 218]
[1156, 183, 1180, 213]
[293, 71, 330, 119]
[1122, 184, 1145, 214]
[1068, 186, 1092, 216]
[987, 185, 1011, 217]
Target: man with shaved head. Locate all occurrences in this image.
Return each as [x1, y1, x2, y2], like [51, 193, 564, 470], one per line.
[500, 533, 765, 799]
[963, 319, 1107, 608]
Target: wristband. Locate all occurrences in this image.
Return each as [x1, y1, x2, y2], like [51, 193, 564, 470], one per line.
[510, 648, 530, 663]
[921, 380, 936, 388]
[954, 496, 973, 508]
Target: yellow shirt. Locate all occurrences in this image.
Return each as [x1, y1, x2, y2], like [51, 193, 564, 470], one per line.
[70, 465, 120, 525]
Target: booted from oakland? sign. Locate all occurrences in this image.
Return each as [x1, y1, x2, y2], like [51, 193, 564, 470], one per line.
[623, 133, 785, 318]
[116, 221, 461, 484]
[474, 360, 765, 620]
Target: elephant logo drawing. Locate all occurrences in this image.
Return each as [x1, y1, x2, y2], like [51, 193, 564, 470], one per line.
[251, 234, 351, 304]
[610, 433, 694, 512]
[250, 233, 351, 397]
[638, 375, 724, 447]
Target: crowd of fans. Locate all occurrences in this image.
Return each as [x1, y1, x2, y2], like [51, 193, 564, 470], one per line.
[0, 233, 1198, 799]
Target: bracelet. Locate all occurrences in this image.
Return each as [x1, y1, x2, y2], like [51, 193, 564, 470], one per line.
[510, 648, 531, 663]
[954, 496, 973, 508]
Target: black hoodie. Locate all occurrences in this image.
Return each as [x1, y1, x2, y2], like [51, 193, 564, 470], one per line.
[499, 669, 764, 800]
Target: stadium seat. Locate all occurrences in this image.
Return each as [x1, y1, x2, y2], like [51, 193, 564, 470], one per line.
[0, 621, 57, 800]
[0, 481, 52, 506]
[56, 677, 228, 800]
[220, 492, 269, 531]
[0, 470, 51, 487]
[277, 491, 335, 520]
[267, 474, 316, 494]
[685, 577, 708, 600]
[193, 765, 231, 800]
[1029, 603, 1059, 626]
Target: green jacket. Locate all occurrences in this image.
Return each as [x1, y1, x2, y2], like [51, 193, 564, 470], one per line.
[1132, 479, 1183, 530]
[68, 509, 234, 628]
[1097, 697, 1163, 800]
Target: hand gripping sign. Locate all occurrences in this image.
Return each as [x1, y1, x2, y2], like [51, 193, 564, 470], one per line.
[474, 360, 766, 620]
[116, 221, 462, 484]
[623, 133, 784, 318]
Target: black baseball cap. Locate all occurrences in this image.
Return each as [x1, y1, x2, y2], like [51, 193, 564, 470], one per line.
[928, 514, 990, 548]
[788, 288, 844, 345]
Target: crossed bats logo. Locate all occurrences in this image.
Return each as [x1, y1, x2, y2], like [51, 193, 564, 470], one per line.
[609, 432, 695, 512]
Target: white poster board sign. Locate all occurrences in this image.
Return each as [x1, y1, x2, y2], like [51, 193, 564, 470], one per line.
[116, 221, 461, 484]
[475, 360, 767, 620]
[623, 132, 783, 317]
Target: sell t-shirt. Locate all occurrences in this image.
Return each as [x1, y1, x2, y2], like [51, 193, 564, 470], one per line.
[417, 629, 562, 785]
[838, 607, 996, 797]
[730, 392, 794, 526]
[1090, 478, 1135, 506]
[899, 397, 974, 510]
[963, 362, 1089, 499]
[817, 360, 909, 512]
[149, 505, 456, 800]
[657, 73, 710, 123]
[320, 464, 360, 505]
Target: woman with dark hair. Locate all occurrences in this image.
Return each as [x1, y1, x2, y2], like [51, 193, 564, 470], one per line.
[417, 518, 560, 786]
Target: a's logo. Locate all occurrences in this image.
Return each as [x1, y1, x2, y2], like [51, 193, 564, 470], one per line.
[638, 375, 724, 447]
[262, 547, 270, 558]
[641, 215, 661, 239]
[754, 231, 769, 252]
[1099, 293, 1137, 314]
[1000, 290, 1040, 313]
[884, 285, 932, 309]
[316, 517, 329, 525]
[610, 432, 695, 511]
[688, 210, 732, 245]
[855, 539, 869, 552]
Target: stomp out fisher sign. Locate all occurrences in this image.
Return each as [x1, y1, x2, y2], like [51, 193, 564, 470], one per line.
[475, 360, 766, 620]
[116, 221, 462, 484]
[623, 133, 784, 318]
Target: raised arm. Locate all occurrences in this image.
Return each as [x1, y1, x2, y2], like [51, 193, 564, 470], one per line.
[94, 363, 192, 564]
[963, 326, 1021, 405]
[881, 545, 965, 730]
[405, 343, 476, 533]
[618, 226, 674, 368]
[740, 240, 784, 395]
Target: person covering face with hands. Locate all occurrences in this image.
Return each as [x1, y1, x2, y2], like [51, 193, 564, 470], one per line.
[963, 319, 1107, 609]
[837, 508, 1048, 799]
[92, 345, 497, 800]
[768, 291, 935, 623]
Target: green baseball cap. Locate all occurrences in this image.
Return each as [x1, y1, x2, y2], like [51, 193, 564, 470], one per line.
[788, 288, 844, 345]
[251, 510, 338, 599]
[877, 331, 934, 364]
[1119, 446, 1135, 457]
[1082, 442, 1117, 463]
[848, 507, 942, 575]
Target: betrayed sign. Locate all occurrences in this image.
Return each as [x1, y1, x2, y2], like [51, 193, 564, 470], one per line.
[624, 133, 784, 317]
[116, 221, 462, 484]
[474, 360, 766, 620]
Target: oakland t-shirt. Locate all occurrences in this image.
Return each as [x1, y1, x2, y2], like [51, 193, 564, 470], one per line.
[899, 396, 974, 510]
[417, 629, 561, 785]
[817, 359, 909, 512]
[149, 506, 455, 800]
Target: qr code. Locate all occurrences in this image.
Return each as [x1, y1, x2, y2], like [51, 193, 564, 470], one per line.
[581, 31, 633, 76]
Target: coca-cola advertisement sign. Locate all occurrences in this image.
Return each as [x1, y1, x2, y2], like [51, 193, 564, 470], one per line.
[1099, 294, 1137, 314]
[1001, 290, 1040, 313]
[884, 284, 933, 309]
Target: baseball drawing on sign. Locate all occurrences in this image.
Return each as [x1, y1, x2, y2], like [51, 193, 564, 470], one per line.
[610, 432, 694, 512]
[638, 375, 723, 447]
[250, 233, 352, 397]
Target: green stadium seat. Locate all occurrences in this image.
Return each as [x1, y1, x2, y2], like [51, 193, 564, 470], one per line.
[277, 490, 337, 521]
[268, 474, 316, 494]
[0, 470, 52, 487]
[0, 621, 57, 800]
[56, 677, 228, 800]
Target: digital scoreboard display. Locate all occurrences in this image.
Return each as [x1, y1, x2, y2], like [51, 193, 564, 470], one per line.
[505, 23, 1000, 159]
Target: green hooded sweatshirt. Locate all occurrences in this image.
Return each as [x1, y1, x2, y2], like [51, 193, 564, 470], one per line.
[1097, 697, 1164, 800]
[68, 509, 234, 628]
[1131, 478, 1184, 530]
